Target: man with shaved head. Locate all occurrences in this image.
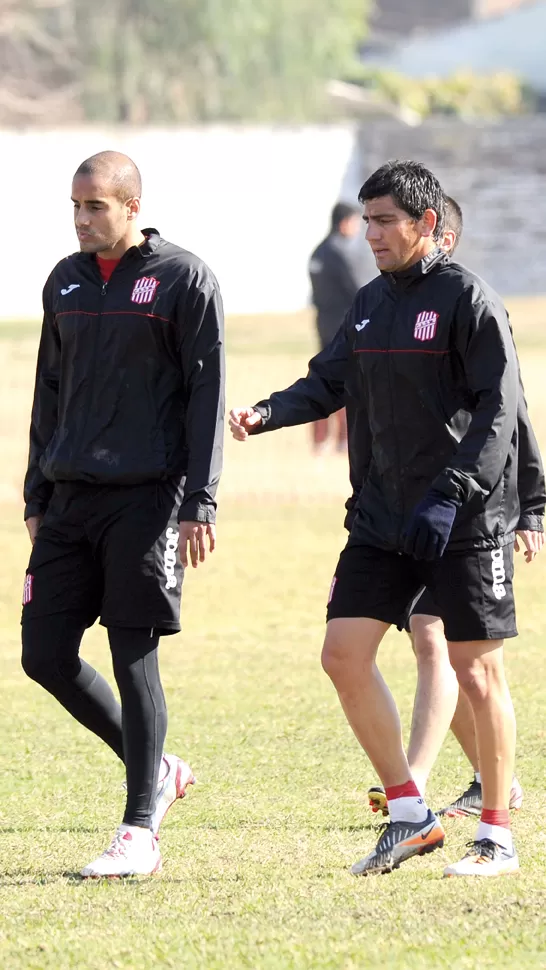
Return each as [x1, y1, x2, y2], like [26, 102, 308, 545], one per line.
[22, 150, 225, 877]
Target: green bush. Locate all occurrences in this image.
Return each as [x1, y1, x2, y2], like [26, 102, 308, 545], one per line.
[355, 67, 533, 119]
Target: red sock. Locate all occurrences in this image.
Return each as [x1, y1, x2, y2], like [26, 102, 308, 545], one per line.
[481, 809, 510, 828]
[385, 780, 421, 801]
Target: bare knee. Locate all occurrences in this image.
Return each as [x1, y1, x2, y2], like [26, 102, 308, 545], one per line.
[449, 647, 505, 704]
[452, 663, 488, 702]
[321, 619, 382, 690]
[410, 616, 448, 665]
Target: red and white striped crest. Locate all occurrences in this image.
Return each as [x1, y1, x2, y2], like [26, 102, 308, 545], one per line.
[23, 573, 33, 605]
[131, 276, 160, 305]
[413, 310, 439, 342]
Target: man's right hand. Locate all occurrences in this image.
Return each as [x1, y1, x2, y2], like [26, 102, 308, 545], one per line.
[229, 407, 262, 441]
[25, 515, 43, 545]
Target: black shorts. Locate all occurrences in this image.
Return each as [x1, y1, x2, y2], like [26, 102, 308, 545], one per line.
[22, 482, 184, 635]
[327, 541, 517, 642]
[404, 586, 441, 632]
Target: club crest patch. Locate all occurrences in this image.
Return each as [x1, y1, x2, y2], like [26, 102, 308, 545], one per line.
[23, 573, 33, 605]
[414, 310, 439, 342]
[131, 276, 160, 305]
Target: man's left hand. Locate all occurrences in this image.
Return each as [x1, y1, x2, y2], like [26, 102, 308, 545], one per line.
[178, 522, 216, 568]
[515, 529, 544, 563]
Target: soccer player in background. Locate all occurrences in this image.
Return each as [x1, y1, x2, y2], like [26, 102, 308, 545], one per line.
[308, 202, 365, 454]
[22, 151, 225, 878]
[230, 161, 529, 877]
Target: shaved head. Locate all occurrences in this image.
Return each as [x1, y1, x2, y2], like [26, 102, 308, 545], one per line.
[74, 150, 142, 202]
[71, 151, 144, 257]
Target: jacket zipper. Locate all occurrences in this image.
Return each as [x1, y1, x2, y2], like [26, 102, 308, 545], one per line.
[78, 278, 109, 461]
[385, 291, 404, 551]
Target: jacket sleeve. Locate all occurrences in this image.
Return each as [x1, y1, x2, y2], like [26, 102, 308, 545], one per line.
[432, 290, 518, 506]
[252, 320, 350, 432]
[515, 383, 545, 532]
[23, 275, 60, 520]
[176, 270, 225, 524]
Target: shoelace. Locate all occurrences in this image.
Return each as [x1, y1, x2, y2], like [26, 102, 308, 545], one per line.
[464, 839, 497, 861]
[375, 820, 411, 851]
[104, 832, 130, 859]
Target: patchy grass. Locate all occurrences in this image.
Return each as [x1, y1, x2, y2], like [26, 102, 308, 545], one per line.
[0, 303, 545, 969]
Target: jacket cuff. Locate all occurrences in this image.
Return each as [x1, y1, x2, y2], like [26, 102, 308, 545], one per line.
[177, 500, 216, 525]
[250, 402, 270, 435]
[24, 501, 47, 521]
[516, 513, 544, 533]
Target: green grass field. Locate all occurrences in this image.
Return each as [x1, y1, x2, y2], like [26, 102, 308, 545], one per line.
[1, 302, 546, 969]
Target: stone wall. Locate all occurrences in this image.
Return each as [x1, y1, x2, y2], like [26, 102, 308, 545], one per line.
[355, 117, 546, 296]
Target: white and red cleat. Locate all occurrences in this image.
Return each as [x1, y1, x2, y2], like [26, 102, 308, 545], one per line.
[151, 754, 195, 837]
[81, 824, 162, 878]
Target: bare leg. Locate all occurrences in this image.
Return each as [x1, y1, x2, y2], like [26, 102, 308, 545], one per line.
[447, 640, 515, 810]
[322, 617, 411, 787]
[449, 688, 479, 773]
[407, 615, 459, 794]
[312, 418, 329, 451]
[335, 408, 348, 452]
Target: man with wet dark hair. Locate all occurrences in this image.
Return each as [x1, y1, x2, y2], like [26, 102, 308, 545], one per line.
[230, 160, 529, 878]
[22, 150, 225, 878]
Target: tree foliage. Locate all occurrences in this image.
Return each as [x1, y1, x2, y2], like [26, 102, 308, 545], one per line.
[356, 67, 530, 121]
[0, 0, 369, 124]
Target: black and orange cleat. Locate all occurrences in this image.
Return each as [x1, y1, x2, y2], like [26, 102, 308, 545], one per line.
[351, 810, 445, 876]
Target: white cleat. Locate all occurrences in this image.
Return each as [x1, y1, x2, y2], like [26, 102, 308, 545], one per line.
[81, 824, 162, 879]
[509, 777, 523, 811]
[151, 754, 195, 837]
[443, 839, 519, 878]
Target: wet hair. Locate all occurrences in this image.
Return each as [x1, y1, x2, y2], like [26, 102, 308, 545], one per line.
[331, 202, 361, 231]
[73, 150, 142, 201]
[444, 195, 463, 252]
[358, 159, 445, 241]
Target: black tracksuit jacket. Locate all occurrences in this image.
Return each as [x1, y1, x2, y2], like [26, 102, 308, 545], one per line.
[24, 230, 225, 524]
[253, 250, 543, 552]
[309, 231, 366, 347]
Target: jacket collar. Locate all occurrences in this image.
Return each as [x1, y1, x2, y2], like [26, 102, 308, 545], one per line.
[79, 228, 162, 267]
[383, 247, 448, 289]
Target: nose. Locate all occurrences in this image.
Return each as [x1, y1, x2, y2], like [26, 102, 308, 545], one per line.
[365, 221, 381, 243]
[75, 207, 90, 228]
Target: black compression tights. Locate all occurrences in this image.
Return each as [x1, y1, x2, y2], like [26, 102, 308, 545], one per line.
[21, 615, 167, 829]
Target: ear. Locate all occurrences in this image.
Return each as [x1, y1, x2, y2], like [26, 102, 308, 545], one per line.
[420, 207, 438, 239]
[126, 197, 141, 221]
[441, 230, 456, 254]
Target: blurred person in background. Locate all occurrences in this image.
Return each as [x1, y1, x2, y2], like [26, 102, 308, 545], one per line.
[21, 150, 225, 878]
[308, 202, 366, 454]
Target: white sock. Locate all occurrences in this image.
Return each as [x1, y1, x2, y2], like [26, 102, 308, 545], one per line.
[475, 772, 482, 785]
[388, 795, 429, 824]
[118, 823, 153, 842]
[476, 822, 512, 852]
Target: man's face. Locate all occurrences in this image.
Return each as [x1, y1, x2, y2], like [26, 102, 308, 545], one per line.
[71, 174, 135, 253]
[363, 195, 436, 272]
[340, 213, 362, 238]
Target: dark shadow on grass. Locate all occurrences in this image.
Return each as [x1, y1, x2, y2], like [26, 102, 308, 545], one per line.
[322, 821, 378, 833]
[0, 825, 101, 835]
[0, 871, 83, 885]
[0, 871, 164, 885]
